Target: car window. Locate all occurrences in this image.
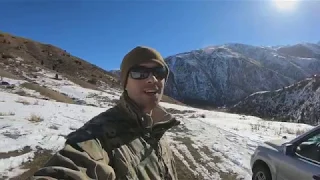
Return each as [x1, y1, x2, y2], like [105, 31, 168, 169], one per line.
[295, 131, 320, 163]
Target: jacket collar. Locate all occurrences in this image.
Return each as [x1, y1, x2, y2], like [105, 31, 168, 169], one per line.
[117, 91, 180, 132]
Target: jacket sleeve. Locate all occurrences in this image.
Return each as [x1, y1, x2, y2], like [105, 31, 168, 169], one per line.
[29, 138, 116, 180]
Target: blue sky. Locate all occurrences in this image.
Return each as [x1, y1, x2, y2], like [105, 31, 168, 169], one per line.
[1, 1, 319, 70]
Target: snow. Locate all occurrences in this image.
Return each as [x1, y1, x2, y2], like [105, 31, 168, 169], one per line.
[163, 103, 313, 179]
[0, 77, 26, 86]
[249, 91, 269, 96]
[20, 69, 121, 107]
[303, 43, 320, 55]
[203, 46, 217, 54]
[0, 76, 315, 179]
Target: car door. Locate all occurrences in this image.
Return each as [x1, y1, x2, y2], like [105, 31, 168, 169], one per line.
[277, 128, 320, 180]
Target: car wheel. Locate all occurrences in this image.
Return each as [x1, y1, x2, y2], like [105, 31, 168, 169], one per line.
[252, 164, 272, 180]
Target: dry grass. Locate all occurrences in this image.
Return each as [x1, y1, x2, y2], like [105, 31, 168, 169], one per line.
[27, 114, 43, 123]
[249, 122, 310, 136]
[33, 100, 39, 105]
[189, 113, 206, 118]
[64, 74, 100, 91]
[20, 82, 75, 104]
[171, 124, 240, 180]
[15, 89, 28, 96]
[295, 128, 309, 136]
[0, 146, 32, 160]
[0, 112, 15, 116]
[0, 69, 21, 80]
[173, 152, 201, 180]
[15, 98, 31, 105]
[8, 148, 53, 180]
[48, 125, 59, 130]
[232, 127, 239, 131]
[164, 107, 196, 115]
[278, 125, 310, 136]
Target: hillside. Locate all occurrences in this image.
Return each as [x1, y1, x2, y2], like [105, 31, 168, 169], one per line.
[229, 75, 320, 126]
[0, 31, 180, 105]
[0, 31, 119, 90]
[163, 43, 320, 107]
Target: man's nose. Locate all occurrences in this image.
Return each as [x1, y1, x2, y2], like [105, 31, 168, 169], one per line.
[146, 73, 158, 83]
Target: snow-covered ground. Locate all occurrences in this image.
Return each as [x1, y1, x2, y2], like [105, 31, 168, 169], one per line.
[0, 75, 315, 180]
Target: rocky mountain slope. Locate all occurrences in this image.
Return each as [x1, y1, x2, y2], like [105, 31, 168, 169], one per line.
[277, 43, 320, 58]
[0, 31, 120, 90]
[229, 75, 320, 125]
[164, 42, 320, 107]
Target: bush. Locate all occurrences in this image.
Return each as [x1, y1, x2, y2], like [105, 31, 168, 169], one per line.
[20, 83, 74, 104]
[88, 78, 97, 85]
[15, 98, 31, 105]
[15, 90, 27, 96]
[2, 53, 14, 59]
[0, 112, 15, 116]
[74, 60, 82, 65]
[27, 114, 43, 123]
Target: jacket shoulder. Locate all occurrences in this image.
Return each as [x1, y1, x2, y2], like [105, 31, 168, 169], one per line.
[68, 106, 121, 135]
[66, 106, 139, 151]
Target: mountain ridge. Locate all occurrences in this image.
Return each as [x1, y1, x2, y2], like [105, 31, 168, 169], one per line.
[163, 42, 320, 108]
[229, 75, 320, 125]
[0, 31, 120, 90]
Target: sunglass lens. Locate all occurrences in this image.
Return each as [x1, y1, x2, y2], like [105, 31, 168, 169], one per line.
[130, 71, 149, 79]
[130, 66, 167, 80]
[153, 67, 167, 79]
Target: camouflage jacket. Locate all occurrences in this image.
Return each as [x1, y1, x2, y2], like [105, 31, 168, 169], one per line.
[30, 92, 180, 180]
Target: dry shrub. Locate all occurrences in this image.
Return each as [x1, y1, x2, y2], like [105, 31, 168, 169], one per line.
[295, 128, 310, 136]
[0, 112, 15, 116]
[0, 69, 21, 80]
[33, 100, 39, 105]
[27, 114, 43, 123]
[20, 83, 74, 104]
[15, 98, 31, 105]
[15, 89, 28, 96]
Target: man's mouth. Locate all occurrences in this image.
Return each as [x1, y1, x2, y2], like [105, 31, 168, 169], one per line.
[144, 89, 159, 95]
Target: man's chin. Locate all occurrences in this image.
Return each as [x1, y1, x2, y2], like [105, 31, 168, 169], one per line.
[141, 99, 160, 112]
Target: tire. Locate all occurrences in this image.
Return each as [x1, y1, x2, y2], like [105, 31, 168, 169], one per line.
[252, 164, 272, 180]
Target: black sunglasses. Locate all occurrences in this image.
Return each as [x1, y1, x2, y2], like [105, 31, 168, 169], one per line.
[129, 66, 168, 80]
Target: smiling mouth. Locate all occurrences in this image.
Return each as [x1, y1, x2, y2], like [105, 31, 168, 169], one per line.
[144, 89, 159, 95]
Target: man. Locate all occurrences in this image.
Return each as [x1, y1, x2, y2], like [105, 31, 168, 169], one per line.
[30, 46, 180, 180]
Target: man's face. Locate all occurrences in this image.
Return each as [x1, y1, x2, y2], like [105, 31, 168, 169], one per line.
[125, 62, 167, 113]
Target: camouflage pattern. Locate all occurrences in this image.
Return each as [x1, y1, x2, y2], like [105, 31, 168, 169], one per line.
[30, 91, 180, 180]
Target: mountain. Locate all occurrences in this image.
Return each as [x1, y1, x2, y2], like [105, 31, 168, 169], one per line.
[276, 43, 320, 58]
[229, 75, 320, 126]
[225, 43, 320, 79]
[164, 43, 320, 107]
[109, 69, 120, 79]
[0, 31, 120, 90]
